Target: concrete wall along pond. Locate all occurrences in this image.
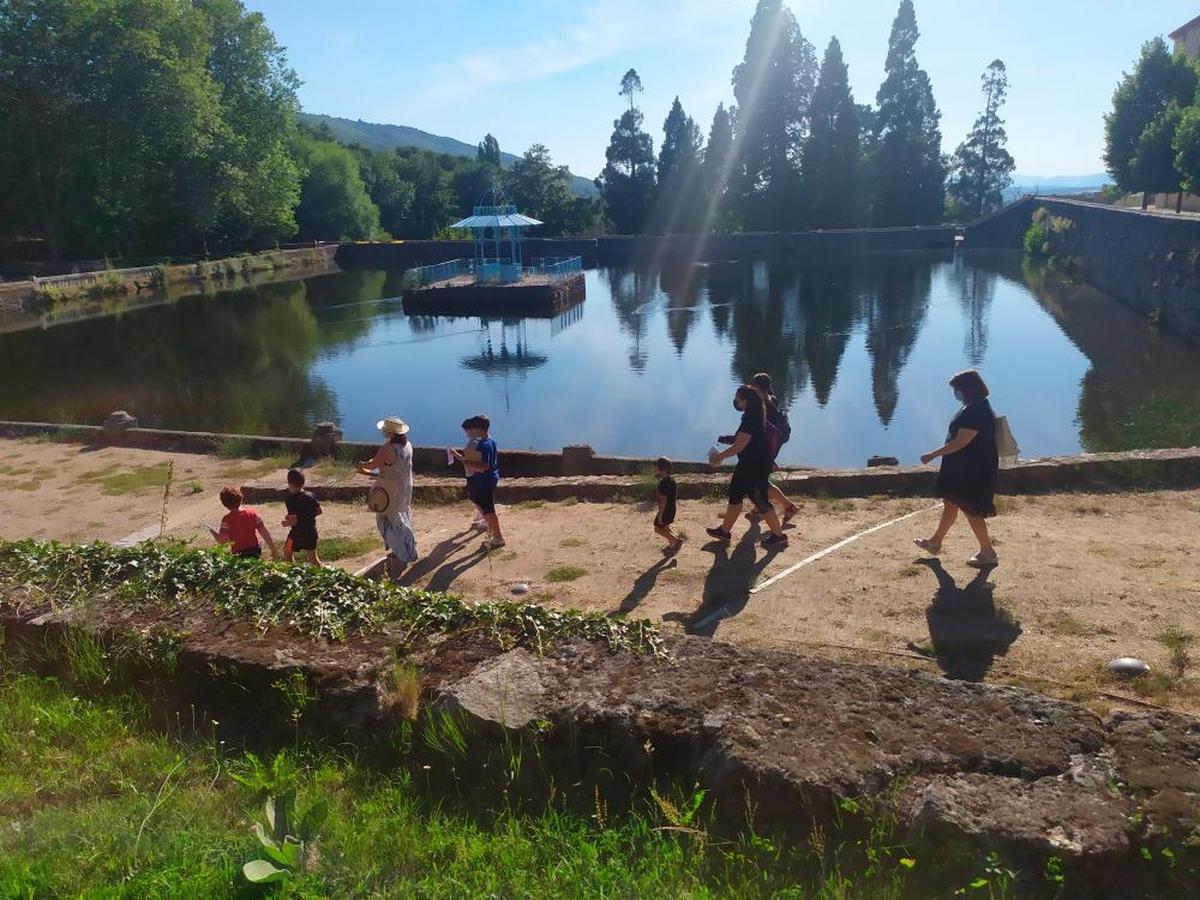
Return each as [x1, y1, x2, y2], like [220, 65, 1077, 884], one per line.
[965, 196, 1200, 347]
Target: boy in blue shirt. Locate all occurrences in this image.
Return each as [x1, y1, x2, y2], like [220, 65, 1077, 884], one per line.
[451, 414, 504, 550]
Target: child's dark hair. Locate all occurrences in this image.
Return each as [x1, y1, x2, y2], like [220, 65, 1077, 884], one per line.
[463, 414, 491, 432]
[219, 486, 243, 510]
[752, 372, 774, 393]
[654, 456, 672, 473]
[286, 468, 305, 487]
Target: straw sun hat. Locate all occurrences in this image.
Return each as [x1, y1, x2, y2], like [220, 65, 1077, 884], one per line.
[376, 416, 410, 436]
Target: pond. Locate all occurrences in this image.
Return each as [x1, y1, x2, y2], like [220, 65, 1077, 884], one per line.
[2, 250, 1198, 468]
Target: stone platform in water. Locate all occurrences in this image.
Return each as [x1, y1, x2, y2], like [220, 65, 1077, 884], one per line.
[402, 272, 585, 317]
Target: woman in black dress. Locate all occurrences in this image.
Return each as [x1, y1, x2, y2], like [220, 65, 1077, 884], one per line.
[706, 385, 788, 549]
[914, 369, 1000, 567]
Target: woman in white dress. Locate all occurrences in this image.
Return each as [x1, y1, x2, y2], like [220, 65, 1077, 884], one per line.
[358, 417, 417, 579]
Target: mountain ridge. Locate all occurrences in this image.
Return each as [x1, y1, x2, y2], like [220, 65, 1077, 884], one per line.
[298, 112, 598, 198]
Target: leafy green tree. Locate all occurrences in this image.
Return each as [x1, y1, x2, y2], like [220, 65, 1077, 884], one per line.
[652, 97, 704, 233]
[1132, 103, 1187, 204]
[503, 144, 572, 231]
[1104, 38, 1196, 207]
[0, 0, 300, 258]
[701, 103, 738, 232]
[390, 149, 457, 238]
[803, 37, 864, 228]
[1172, 105, 1200, 196]
[731, 0, 817, 230]
[477, 133, 502, 165]
[947, 59, 1016, 219]
[597, 72, 656, 234]
[871, 0, 945, 226]
[293, 136, 382, 240]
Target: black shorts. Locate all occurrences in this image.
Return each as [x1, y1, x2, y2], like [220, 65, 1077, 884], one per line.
[654, 511, 675, 528]
[729, 463, 771, 513]
[235, 545, 262, 559]
[287, 529, 318, 552]
[467, 479, 497, 515]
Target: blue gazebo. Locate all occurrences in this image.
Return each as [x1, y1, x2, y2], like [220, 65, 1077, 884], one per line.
[450, 186, 542, 283]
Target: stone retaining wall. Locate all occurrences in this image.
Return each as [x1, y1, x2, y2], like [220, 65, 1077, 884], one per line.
[336, 226, 960, 271]
[964, 196, 1200, 346]
[0, 244, 338, 314]
[4, 421, 1199, 501]
[3, 599, 1198, 878]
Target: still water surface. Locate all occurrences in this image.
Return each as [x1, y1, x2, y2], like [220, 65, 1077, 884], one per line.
[2, 251, 1198, 467]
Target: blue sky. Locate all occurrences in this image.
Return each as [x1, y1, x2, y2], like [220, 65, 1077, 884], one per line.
[247, 0, 1200, 180]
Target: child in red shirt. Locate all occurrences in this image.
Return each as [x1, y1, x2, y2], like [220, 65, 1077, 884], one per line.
[211, 486, 278, 560]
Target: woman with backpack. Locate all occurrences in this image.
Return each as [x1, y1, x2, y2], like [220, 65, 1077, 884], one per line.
[914, 369, 1000, 568]
[750, 372, 800, 525]
[706, 385, 789, 549]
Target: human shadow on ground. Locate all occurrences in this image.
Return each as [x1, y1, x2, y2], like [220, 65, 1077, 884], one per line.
[616, 556, 678, 615]
[663, 524, 780, 638]
[911, 558, 1022, 682]
[396, 527, 480, 588]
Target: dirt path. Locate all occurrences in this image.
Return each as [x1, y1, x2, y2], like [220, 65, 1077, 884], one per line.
[2, 437, 1198, 714]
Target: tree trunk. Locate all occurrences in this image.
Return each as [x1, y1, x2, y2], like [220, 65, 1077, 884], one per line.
[1141, 191, 1149, 210]
[1176, 188, 1184, 214]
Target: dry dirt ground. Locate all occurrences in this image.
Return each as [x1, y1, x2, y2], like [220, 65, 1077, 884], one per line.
[2, 438, 1199, 715]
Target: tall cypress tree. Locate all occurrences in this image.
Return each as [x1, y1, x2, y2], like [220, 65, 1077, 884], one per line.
[702, 103, 736, 232]
[731, 0, 816, 230]
[653, 97, 703, 233]
[871, 0, 945, 226]
[802, 37, 863, 228]
[947, 60, 1015, 219]
[596, 70, 656, 234]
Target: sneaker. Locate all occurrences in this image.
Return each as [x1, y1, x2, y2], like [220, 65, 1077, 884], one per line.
[705, 526, 732, 543]
[760, 533, 789, 549]
[470, 519, 488, 533]
[482, 536, 506, 551]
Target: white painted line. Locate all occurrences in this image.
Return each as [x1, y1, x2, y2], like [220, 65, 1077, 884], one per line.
[750, 504, 940, 595]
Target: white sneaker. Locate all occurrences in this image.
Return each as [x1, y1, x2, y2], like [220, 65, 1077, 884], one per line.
[470, 519, 488, 532]
[482, 536, 506, 551]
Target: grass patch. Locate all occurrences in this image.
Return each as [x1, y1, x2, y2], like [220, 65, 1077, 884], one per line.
[0, 540, 664, 657]
[1045, 613, 1088, 637]
[896, 565, 922, 579]
[516, 499, 546, 510]
[0, 669, 1042, 899]
[313, 456, 360, 481]
[319, 533, 380, 562]
[1157, 628, 1194, 680]
[559, 538, 585, 548]
[79, 462, 171, 496]
[546, 565, 587, 583]
[215, 436, 256, 459]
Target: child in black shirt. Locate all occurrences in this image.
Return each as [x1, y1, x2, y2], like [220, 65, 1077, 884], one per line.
[282, 468, 323, 565]
[653, 457, 684, 555]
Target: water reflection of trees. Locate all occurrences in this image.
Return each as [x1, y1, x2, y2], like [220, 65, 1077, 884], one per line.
[600, 266, 658, 373]
[998, 254, 1200, 451]
[862, 257, 932, 425]
[946, 255, 995, 366]
[0, 272, 391, 435]
[602, 256, 938, 422]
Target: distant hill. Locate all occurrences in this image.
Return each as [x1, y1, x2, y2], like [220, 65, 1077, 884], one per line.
[298, 112, 598, 198]
[1004, 172, 1110, 200]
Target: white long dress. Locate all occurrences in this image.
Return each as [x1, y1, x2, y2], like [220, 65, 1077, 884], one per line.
[374, 441, 416, 563]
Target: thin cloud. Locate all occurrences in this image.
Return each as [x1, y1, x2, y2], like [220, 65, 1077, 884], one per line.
[409, 0, 751, 111]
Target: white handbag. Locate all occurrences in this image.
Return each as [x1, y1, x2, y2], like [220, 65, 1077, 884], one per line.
[994, 415, 1020, 466]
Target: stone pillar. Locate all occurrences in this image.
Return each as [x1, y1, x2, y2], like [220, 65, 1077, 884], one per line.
[102, 410, 138, 443]
[309, 421, 342, 459]
[561, 444, 595, 476]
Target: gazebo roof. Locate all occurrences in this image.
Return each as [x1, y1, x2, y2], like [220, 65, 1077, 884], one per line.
[451, 211, 543, 229]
